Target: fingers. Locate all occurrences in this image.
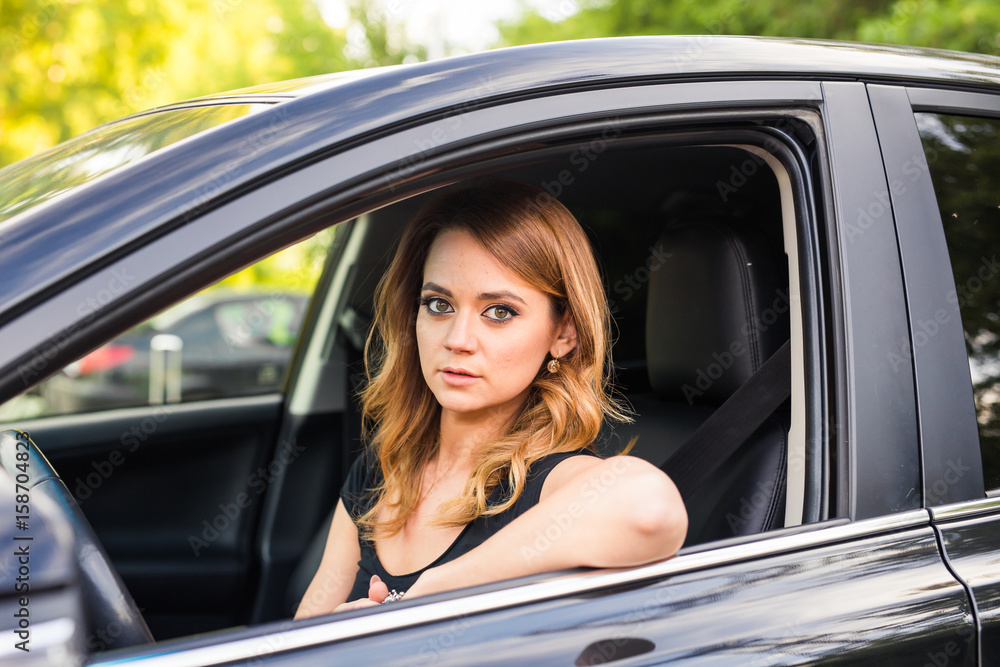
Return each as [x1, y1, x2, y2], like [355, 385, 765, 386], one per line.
[368, 574, 389, 603]
[333, 598, 381, 613]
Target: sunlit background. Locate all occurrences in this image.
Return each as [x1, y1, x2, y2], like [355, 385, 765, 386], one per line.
[5, 0, 1000, 170]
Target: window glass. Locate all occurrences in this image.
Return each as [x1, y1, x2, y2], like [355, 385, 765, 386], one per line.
[0, 228, 335, 419]
[917, 112, 1000, 488]
[0, 104, 266, 225]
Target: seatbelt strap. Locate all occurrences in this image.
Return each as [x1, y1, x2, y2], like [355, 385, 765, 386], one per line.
[661, 339, 791, 499]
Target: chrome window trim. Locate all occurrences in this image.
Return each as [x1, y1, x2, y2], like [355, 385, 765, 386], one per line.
[91, 509, 929, 667]
[907, 87, 1000, 115]
[929, 497, 1000, 522]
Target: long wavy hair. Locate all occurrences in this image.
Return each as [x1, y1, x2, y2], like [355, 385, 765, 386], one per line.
[357, 180, 631, 538]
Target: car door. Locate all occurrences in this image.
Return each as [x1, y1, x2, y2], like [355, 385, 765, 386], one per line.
[77, 71, 980, 664]
[872, 82, 1000, 665]
[0, 234, 337, 643]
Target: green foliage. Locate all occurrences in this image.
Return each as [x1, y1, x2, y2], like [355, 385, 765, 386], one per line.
[0, 0, 351, 168]
[215, 227, 336, 294]
[497, 0, 1000, 56]
[347, 0, 426, 66]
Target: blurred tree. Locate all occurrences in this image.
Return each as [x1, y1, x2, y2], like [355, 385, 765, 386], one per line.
[0, 0, 351, 168]
[857, 0, 1000, 54]
[496, 0, 1000, 57]
[346, 0, 426, 67]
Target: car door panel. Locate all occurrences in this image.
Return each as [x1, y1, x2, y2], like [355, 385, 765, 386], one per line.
[95, 514, 975, 666]
[932, 502, 1000, 665]
[2, 394, 283, 640]
[309, 528, 972, 665]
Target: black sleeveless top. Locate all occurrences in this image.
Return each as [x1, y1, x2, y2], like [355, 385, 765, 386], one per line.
[341, 448, 599, 601]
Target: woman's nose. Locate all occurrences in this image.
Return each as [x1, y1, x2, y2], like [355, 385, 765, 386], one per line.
[443, 311, 477, 353]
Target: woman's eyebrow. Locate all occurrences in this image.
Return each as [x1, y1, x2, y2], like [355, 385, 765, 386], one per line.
[477, 290, 527, 306]
[421, 282, 452, 297]
[421, 282, 527, 306]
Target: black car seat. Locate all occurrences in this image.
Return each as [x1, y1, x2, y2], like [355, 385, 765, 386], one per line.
[599, 219, 791, 546]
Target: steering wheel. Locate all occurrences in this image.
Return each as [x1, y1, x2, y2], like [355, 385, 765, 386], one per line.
[0, 429, 153, 650]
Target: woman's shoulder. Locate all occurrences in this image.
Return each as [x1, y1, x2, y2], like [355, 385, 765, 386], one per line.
[340, 450, 382, 518]
[527, 448, 600, 481]
[511, 448, 601, 507]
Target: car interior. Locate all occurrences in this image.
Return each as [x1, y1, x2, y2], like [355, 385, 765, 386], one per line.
[1, 118, 821, 650]
[278, 137, 803, 616]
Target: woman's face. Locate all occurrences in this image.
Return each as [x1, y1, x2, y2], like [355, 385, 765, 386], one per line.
[417, 228, 575, 423]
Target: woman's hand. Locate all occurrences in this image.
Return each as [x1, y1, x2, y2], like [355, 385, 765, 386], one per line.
[332, 574, 390, 612]
[400, 567, 444, 600]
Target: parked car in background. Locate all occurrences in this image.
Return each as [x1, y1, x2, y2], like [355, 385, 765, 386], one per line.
[35, 292, 308, 415]
[1, 35, 1000, 665]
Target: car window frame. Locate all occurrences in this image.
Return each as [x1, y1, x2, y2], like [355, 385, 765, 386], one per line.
[0, 76, 929, 522]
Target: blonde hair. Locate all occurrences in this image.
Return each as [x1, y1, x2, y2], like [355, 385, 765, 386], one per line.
[358, 181, 630, 538]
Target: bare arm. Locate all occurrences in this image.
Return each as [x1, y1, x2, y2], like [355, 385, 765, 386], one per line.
[405, 455, 687, 598]
[294, 500, 370, 619]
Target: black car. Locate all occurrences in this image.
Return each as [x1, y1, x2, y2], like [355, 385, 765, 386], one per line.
[1, 35, 999, 665]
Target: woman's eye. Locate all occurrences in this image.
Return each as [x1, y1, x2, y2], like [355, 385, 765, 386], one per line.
[484, 305, 516, 322]
[424, 297, 452, 314]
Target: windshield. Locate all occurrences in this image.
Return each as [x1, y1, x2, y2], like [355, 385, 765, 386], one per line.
[0, 104, 266, 224]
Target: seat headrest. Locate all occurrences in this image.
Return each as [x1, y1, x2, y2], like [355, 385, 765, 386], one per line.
[645, 221, 789, 405]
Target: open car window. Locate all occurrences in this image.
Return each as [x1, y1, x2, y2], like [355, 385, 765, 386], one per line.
[0, 229, 335, 421]
[295, 126, 816, 569]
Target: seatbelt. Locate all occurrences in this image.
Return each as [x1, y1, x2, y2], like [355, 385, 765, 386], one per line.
[661, 339, 791, 499]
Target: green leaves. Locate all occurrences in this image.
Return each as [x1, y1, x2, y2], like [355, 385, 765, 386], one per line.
[496, 0, 1000, 59]
[0, 0, 352, 168]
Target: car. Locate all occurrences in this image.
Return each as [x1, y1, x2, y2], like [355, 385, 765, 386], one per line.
[0, 34, 999, 665]
[28, 292, 310, 416]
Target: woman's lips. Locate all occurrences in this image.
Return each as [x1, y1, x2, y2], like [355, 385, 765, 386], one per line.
[441, 368, 479, 387]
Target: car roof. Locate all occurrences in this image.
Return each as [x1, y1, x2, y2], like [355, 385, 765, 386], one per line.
[2, 35, 999, 322]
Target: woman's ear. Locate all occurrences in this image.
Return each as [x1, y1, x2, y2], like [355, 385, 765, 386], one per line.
[550, 315, 578, 359]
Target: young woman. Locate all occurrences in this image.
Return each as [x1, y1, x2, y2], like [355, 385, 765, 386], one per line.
[295, 181, 687, 618]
